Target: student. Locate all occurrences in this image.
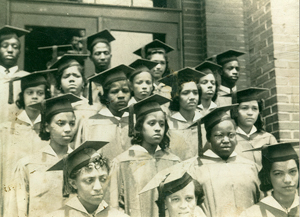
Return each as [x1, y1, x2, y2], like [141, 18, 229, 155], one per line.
[165, 67, 205, 160]
[240, 142, 299, 217]
[0, 25, 30, 122]
[228, 87, 278, 168]
[134, 39, 174, 99]
[140, 163, 207, 217]
[45, 141, 129, 217]
[187, 105, 261, 217]
[194, 61, 221, 116]
[127, 58, 157, 105]
[207, 50, 245, 106]
[109, 94, 181, 217]
[77, 65, 134, 160]
[6, 94, 81, 217]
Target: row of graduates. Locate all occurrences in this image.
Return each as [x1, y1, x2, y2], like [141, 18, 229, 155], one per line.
[0, 25, 296, 217]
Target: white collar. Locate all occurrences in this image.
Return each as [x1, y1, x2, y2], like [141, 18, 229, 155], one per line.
[236, 126, 257, 137]
[203, 149, 237, 159]
[197, 101, 217, 111]
[0, 65, 19, 76]
[260, 193, 299, 213]
[129, 144, 161, 153]
[128, 97, 137, 106]
[17, 110, 41, 126]
[171, 111, 202, 123]
[66, 196, 109, 215]
[42, 144, 73, 157]
[219, 85, 237, 94]
[98, 105, 129, 119]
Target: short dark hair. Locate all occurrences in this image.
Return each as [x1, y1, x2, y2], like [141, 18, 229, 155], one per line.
[131, 111, 170, 151]
[259, 158, 299, 192]
[15, 84, 51, 109]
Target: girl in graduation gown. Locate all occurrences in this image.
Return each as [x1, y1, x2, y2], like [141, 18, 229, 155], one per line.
[127, 59, 157, 105]
[230, 87, 277, 168]
[5, 94, 81, 217]
[187, 105, 261, 217]
[240, 142, 299, 217]
[108, 94, 181, 217]
[76, 65, 134, 160]
[166, 67, 205, 160]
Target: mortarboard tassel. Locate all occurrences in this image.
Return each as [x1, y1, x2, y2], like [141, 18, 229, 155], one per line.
[156, 182, 166, 217]
[128, 104, 135, 137]
[197, 121, 203, 157]
[62, 155, 71, 198]
[231, 90, 238, 118]
[88, 81, 93, 105]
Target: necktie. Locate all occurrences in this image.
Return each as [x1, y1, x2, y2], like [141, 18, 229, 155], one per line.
[6, 69, 14, 104]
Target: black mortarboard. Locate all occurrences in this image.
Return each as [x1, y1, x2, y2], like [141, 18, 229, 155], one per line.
[128, 59, 158, 80]
[38, 44, 73, 61]
[49, 53, 88, 73]
[0, 25, 30, 42]
[133, 39, 174, 58]
[9, 69, 55, 91]
[158, 72, 177, 87]
[86, 29, 115, 52]
[30, 93, 81, 121]
[223, 87, 268, 103]
[120, 94, 171, 137]
[194, 61, 222, 74]
[139, 163, 194, 217]
[207, 49, 245, 66]
[48, 140, 109, 197]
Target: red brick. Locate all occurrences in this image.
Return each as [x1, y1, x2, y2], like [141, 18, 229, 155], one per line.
[265, 95, 277, 107]
[262, 61, 275, 73]
[263, 78, 276, 89]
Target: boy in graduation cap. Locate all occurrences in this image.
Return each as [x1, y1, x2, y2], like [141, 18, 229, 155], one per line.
[240, 142, 299, 217]
[134, 39, 174, 99]
[5, 94, 81, 217]
[45, 140, 130, 217]
[207, 49, 245, 106]
[186, 105, 261, 217]
[75, 64, 134, 160]
[108, 94, 180, 217]
[0, 25, 30, 122]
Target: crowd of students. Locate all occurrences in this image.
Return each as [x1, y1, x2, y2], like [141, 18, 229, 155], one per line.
[0, 25, 298, 217]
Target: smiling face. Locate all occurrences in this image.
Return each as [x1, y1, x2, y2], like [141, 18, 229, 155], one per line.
[209, 120, 237, 160]
[60, 65, 84, 96]
[131, 71, 153, 101]
[165, 182, 197, 217]
[107, 80, 130, 114]
[237, 100, 259, 129]
[221, 60, 240, 85]
[149, 54, 166, 81]
[142, 111, 165, 146]
[0, 37, 20, 68]
[90, 42, 111, 73]
[70, 166, 108, 212]
[23, 84, 46, 109]
[179, 82, 199, 112]
[270, 159, 298, 199]
[47, 112, 77, 147]
[199, 73, 216, 101]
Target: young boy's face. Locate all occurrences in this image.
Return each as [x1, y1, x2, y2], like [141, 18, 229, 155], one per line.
[0, 37, 20, 68]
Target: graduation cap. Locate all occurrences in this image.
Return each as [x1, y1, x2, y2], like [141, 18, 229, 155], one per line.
[223, 87, 268, 103]
[189, 104, 239, 156]
[86, 29, 115, 52]
[194, 60, 222, 74]
[49, 53, 89, 73]
[48, 140, 109, 197]
[157, 71, 177, 87]
[128, 59, 158, 80]
[9, 69, 55, 91]
[0, 25, 30, 42]
[120, 94, 171, 137]
[207, 49, 245, 66]
[139, 163, 194, 217]
[29, 93, 81, 122]
[133, 39, 174, 58]
[243, 142, 299, 163]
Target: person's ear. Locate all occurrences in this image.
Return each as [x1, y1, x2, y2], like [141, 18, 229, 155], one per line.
[69, 179, 77, 190]
[45, 122, 50, 133]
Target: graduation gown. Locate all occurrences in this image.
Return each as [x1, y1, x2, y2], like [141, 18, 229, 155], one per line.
[45, 197, 129, 217]
[215, 85, 236, 107]
[109, 145, 181, 217]
[75, 106, 131, 160]
[5, 145, 72, 217]
[196, 101, 217, 117]
[187, 150, 261, 217]
[167, 111, 202, 160]
[239, 194, 299, 217]
[235, 126, 277, 169]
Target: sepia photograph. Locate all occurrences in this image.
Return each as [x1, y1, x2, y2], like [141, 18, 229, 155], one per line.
[0, 0, 299, 216]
